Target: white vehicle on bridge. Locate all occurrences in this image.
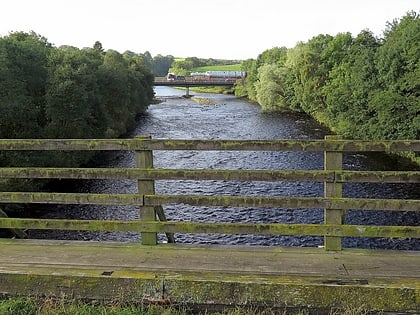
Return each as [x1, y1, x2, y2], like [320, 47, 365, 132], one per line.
[167, 73, 186, 81]
[167, 73, 177, 81]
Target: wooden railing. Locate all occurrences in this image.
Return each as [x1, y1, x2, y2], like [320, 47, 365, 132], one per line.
[0, 137, 419, 251]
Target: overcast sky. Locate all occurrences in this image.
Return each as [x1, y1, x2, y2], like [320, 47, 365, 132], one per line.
[1, 0, 418, 59]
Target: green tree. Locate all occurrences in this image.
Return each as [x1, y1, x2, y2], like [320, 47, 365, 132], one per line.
[235, 58, 257, 99]
[0, 31, 51, 138]
[124, 52, 154, 117]
[323, 31, 380, 137]
[0, 31, 155, 184]
[371, 11, 420, 139]
[140, 51, 153, 69]
[150, 54, 174, 76]
[288, 35, 333, 121]
[255, 64, 295, 112]
[168, 58, 189, 75]
[93, 41, 104, 52]
[98, 50, 131, 137]
[45, 46, 102, 139]
[256, 46, 288, 67]
[322, 32, 353, 68]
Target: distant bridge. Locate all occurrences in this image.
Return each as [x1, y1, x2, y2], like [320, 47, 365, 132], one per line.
[153, 76, 239, 96]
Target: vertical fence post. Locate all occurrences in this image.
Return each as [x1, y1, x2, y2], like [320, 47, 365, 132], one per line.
[136, 136, 157, 245]
[324, 135, 344, 251]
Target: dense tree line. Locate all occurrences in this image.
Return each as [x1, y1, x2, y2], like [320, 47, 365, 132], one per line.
[236, 12, 419, 144]
[138, 51, 174, 76]
[0, 32, 154, 170]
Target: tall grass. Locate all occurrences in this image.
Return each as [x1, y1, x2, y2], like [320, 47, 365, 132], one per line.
[0, 298, 186, 315]
[0, 298, 381, 315]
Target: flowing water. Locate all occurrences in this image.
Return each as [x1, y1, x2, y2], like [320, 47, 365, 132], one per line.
[29, 87, 420, 249]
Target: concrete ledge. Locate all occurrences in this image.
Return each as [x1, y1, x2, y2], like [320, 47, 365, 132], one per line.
[0, 239, 418, 312]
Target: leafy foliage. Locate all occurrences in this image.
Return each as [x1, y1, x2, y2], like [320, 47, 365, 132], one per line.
[239, 11, 420, 143]
[139, 51, 174, 76]
[0, 32, 154, 172]
[255, 64, 296, 112]
[0, 32, 51, 139]
[373, 11, 420, 140]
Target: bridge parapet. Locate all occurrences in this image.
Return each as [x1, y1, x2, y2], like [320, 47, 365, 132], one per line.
[0, 137, 419, 250]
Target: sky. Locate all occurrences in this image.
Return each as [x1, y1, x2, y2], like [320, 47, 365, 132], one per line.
[1, 0, 418, 60]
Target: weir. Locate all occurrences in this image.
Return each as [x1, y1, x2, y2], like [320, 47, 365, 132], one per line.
[0, 137, 419, 312]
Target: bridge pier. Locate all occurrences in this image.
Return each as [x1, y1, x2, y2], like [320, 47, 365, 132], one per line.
[185, 86, 190, 97]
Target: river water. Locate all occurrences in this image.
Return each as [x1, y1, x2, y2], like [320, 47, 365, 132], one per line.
[29, 87, 420, 250]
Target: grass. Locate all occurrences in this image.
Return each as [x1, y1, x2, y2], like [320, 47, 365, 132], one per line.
[0, 297, 383, 315]
[191, 64, 242, 72]
[0, 298, 184, 315]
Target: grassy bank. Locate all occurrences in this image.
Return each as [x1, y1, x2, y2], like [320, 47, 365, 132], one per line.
[190, 86, 234, 94]
[174, 85, 234, 95]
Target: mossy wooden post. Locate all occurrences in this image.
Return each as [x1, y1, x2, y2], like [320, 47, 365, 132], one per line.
[136, 136, 157, 245]
[324, 135, 343, 251]
[0, 207, 27, 239]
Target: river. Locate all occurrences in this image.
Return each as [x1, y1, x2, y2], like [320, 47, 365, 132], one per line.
[29, 86, 420, 250]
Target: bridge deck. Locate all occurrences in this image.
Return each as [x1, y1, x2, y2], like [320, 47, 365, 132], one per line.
[0, 239, 418, 312]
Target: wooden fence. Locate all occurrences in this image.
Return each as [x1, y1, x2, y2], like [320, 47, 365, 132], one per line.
[0, 136, 419, 250]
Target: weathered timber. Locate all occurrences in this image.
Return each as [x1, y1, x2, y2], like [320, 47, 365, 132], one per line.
[324, 135, 344, 250]
[0, 239, 418, 312]
[1, 192, 417, 211]
[0, 218, 418, 238]
[0, 139, 141, 151]
[0, 137, 419, 249]
[1, 137, 418, 311]
[145, 195, 420, 211]
[1, 167, 419, 183]
[155, 205, 176, 243]
[335, 170, 420, 183]
[137, 139, 420, 152]
[0, 192, 143, 205]
[0, 208, 27, 239]
[136, 136, 157, 245]
[0, 168, 334, 181]
[0, 138, 419, 152]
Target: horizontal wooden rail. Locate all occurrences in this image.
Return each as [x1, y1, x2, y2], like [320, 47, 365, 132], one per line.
[0, 218, 418, 239]
[0, 137, 419, 250]
[0, 192, 418, 211]
[0, 192, 143, 205]
[0, 167, 419, 183]
[144, 195, 420, 212]
[0, 138, 419, 152]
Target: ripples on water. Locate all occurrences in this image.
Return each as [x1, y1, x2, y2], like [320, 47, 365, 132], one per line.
[29, 87, 419, 249]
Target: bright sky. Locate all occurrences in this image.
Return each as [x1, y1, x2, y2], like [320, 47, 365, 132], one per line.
[1, 0, 418, 60]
